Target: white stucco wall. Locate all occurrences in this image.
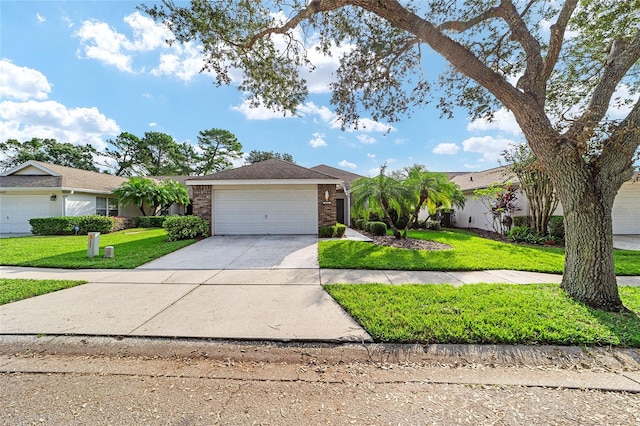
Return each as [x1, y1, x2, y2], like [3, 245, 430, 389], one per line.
[65, 194, 95, 216]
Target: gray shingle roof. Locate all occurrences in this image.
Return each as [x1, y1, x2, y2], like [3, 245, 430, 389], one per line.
[450, 166, 518, 192]
[310, 164, 362, 187]
[188, 159, 340, 181]
[0, 161, 129, 193]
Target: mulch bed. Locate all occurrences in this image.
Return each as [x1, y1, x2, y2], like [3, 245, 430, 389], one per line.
[359, 231, 452, 251]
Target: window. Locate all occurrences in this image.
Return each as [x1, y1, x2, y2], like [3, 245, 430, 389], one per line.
[97, 197, 118, 216]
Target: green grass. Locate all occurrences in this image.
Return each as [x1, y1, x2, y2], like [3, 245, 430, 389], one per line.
[319, 228, 640, 275]
[324, 283, 640, 346]
[0, 228, 195, 269]
[0, 278, 87, 305]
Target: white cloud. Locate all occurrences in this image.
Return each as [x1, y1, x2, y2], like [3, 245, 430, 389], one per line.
[394, 138, 407, 145]
[0, 100, 120, 150]
[367, 153, 376, 158]
[462, 136, 515, 162]
[432, 143, 460, 155]
[231, 98, 294, 120]
[339, 160, 357, 169]
[148, 122, 157, 127]
[367, 167, 380, 177]
[467, 108, 522, 136]
[150, 42, 205, 81]
[309, 132, 327, 148]
[0, 60, 52, 101]
[0, 61, 120, 150]
[357, 134, 376, 144]
[608, 84, 640, 120]
[62, 16, 74, 28]
[75, 11, 204, 81]
[36, 13, 46, 23]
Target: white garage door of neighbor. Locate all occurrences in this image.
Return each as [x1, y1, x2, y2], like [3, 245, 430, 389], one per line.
[612, 185, 640, 234]
[214, 189, 318, 235]
[0, 195, 50, 233]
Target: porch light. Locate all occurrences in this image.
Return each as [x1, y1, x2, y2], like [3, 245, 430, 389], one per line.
[50, 194, 57, 201]
[324, 190, 330, 201]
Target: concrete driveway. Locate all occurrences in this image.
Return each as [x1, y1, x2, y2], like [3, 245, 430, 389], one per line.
[613, 235, 640, 251]
[138, 235, 319, 270]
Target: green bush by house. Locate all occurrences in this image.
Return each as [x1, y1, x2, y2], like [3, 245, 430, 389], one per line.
[163, 215, 209, 241]
[29, 215, 115, 236]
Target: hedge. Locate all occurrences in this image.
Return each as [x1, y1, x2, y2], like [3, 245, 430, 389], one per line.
[29, 215, 114, 236]
[163, 215, 209, 241]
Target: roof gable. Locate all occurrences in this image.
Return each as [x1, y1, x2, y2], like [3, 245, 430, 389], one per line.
[310, 164, 362, 184]
[450, 166, 518, 192]
[1, 161, 130, 193]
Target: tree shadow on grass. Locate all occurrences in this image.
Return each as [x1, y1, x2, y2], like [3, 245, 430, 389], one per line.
[586, 304, 640, 347]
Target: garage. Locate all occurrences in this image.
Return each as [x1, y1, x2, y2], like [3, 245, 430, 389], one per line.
[612, 182, 640, 234]
[214, 187, 318, 235]
[187, 159, 343, 236]
[0, 194, 50, 233]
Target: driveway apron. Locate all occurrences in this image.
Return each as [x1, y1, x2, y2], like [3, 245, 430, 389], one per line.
[138, 235, 319, 270]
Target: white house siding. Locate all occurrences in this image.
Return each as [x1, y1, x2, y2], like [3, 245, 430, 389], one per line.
[65, 194, 95, 216]
[612, 182, 640, 234]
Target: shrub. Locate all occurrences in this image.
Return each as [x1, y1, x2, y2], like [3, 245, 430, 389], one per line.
[355, 218, 366, 230]
[163, 215, 209, 241]
[111, 216, 132, 232]
[368, 221, 387, 236]
[507, 226, 532, 242]
[135, 216, 167, 228]
[333, 223, 347, 238]
[29, 216, 114, 235]
[319, 226, 334, 238]
[425, 220, 441, 231]
[29, 217, 76, 235]
[77, 215, 114, 234]
[512, 216, 531, 227]
[548, 216, 565, 241]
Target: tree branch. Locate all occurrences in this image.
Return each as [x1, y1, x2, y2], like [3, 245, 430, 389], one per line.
[495, 0, 545, 102]
[542, 0, 578, 80]
[437, 6, 501, 33]
[568, 30, 640, 140]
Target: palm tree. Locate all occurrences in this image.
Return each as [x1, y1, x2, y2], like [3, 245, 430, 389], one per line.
[351, 164, 411, 239]
[113, 177, 157, 216]
[400, 165, 465, 228]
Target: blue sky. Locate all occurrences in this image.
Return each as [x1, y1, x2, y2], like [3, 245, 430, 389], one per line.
[0, 1, 531, 176]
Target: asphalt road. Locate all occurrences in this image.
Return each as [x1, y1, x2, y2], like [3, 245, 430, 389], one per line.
[2, 338, 640, 425]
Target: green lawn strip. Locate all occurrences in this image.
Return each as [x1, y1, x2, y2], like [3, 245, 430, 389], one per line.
[323, 283, 640, 347]
[318, 228, 640, 275]
[0, 228, 195, 269]
[0, 278, 87, 305]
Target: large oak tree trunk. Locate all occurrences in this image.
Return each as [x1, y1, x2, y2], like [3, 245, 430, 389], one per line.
[559, 178, 623, 310]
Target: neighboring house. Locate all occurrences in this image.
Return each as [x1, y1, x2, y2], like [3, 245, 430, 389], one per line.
[187, 159, 342, 235]
[451, 165, 640, 235]
[310, 164, 362, 226]
[0, 160, 140, 233]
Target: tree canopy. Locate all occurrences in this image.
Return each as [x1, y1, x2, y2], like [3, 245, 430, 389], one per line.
[245, 150, 294, 164]
[102, 129, 243, 176]
[0, 138, 98, 172]
[113, 177, 190, 216]
[142, 0, 640, 311]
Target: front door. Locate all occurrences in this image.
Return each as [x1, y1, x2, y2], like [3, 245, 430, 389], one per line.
[336, 198, 345, 224]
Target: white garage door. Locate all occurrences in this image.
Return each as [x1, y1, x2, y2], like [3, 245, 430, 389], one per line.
[214, 189, 317, 235]
[0, 195, 50, 233]
[612, 184, 640, 234]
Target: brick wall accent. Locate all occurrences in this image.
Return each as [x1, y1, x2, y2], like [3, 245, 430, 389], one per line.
[192, 185, 212, 236]
[318, 184, 337, 229]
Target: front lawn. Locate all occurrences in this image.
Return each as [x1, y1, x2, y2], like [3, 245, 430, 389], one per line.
[319, 229, 640, 275]
[0, 228, 195, 269]
[0, 278, 87, 305]
[324, 283, 640, 347]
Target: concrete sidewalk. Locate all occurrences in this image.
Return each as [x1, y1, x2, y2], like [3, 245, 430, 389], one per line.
[1, 266, 639, 343]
